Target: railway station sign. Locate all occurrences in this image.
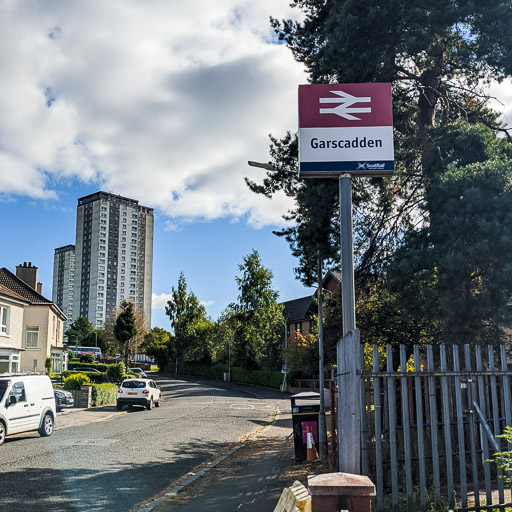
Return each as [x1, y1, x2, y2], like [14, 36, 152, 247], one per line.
[298, 83, 394, 177]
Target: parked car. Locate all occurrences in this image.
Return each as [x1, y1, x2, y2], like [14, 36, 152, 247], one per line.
[128, 368, 147, 378]
[0, 374, 56, 446]
[116, 378, 161, 411]
[53, 388, 74, 411]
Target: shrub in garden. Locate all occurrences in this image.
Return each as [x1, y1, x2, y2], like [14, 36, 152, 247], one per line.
[63, 373, 91, 391]
[91, 384, 118, 406]
[106, 362, 126, 383]
[80, 353, 95, 363]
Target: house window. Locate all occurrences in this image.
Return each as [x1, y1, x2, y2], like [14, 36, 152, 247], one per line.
[294, 322, 302, 334]
[0, 306, 8, 334]
[11, 354, 19, 373]
[0, 355, 9, 374]
[26, 326, 39, 348]
[51, 352, 63, 374]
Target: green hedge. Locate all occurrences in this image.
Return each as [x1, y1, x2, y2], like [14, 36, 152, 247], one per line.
[179, 363, 227, 380]
[178, 364, 285, 389]
[230, 367, 283, 389]
[69, 362, 111, 372]
[91, 384, 118, 406]
[62, 370, 104, 383]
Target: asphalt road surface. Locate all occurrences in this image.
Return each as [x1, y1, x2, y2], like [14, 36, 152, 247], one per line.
[0, 375, 291, 512]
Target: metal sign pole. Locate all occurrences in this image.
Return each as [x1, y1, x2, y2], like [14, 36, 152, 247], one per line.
[317, 251, 327, 460]
[337, 174, 362, 474]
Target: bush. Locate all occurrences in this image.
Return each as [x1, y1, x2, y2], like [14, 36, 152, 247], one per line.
[231, 367, 283, 389]
[45, 357, 52, 375]
[62, 370, 104, 383]
[80, 353, 95, 363]
[69, 362, 110, 372]
[63, 373, 91, 391]
[106, 362, 126, 383]
[91, 384, 118, 406]
[177, 363, 285, 389]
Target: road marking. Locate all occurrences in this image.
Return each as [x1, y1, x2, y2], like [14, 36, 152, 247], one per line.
[62, 439, 119, 447]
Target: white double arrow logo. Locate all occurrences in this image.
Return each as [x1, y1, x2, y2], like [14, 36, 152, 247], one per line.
[319, 90, 371, 121]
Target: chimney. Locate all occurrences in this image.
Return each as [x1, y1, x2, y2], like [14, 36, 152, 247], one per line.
[37, 282, 43, 294]
[16, 262, 39, 291]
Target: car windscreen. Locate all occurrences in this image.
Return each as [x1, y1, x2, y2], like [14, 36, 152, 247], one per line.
[0, 381, 8, 401]
[122, 381, 146, 389]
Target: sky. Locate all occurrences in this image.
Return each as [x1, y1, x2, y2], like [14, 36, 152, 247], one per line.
[2, 1, 512, 331]
[0, 0, 315, 328]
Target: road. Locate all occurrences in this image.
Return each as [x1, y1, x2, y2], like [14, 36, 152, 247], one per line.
[0, 375, 291, 512]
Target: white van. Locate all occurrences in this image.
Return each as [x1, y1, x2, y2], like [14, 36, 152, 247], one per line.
[0, 374, 56, 446]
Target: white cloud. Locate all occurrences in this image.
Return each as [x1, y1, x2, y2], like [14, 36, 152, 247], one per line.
[152, 292, 172, 310]
[0, 0, 306, 227]
[152, 293, 214, 311]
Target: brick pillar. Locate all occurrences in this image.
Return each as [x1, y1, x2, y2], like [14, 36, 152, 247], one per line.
[79, 385, 93, 408]
[308, 472, 375, 512]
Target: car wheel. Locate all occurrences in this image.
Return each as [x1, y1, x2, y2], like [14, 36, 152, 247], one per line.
[155, 397, 161, 407]
[0, 421, 5, 446]
[146, 398, 153, 410]
[116, 402, 123, 411]
[39, 413, 54, 437]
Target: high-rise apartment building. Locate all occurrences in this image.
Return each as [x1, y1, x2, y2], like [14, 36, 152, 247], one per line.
[52, 245, 75, 334]
[71, 192, 154, 329]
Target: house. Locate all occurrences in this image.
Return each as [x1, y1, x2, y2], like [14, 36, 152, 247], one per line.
[0, 264, 67, 374]
[282, 295, 317, 341]
[282, 270, 341, 344]
[0, 284, 29, 373]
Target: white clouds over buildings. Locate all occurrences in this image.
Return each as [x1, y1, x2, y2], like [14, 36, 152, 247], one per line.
[0, 0, 305, 226]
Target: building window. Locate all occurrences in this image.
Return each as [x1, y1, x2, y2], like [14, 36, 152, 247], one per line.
[0, 306, 8, 334]
[26, 326, 39, 348]
[51, 352, 63, 374]
[294, 322, 302, 334]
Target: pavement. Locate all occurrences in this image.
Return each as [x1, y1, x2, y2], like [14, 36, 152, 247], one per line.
[53, 385, 316, 512]
[55, 404, 126, 429]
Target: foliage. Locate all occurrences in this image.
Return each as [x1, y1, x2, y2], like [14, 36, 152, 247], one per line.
[247, 0, 512, 346]
[106, 362, 126, 383]
[230, 250, 285, 370]
[91, 384, 118, 406]
[69, 362, 109, 372]
[282, 331, 319, 377]
[44, 357, 52, 376]
[63, 373, 91, 391]
[230, 367, 284, 389]
[62, 370, 104, 383]
[491, 426, 512, 486]
[165, 273, 213, 365]
[141, 328, 173, 370]
[80, 353, 95, 364]
[114, 301, 137, 365]
[65, 317, 95, 346]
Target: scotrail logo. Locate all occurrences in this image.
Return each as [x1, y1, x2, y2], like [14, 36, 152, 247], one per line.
[319, 90, 372, 121]
[357, 162, 386, 170]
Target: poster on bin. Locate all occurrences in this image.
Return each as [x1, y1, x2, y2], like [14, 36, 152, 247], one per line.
[301, 421, 318, 444]
[298, 82, 394, 177]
